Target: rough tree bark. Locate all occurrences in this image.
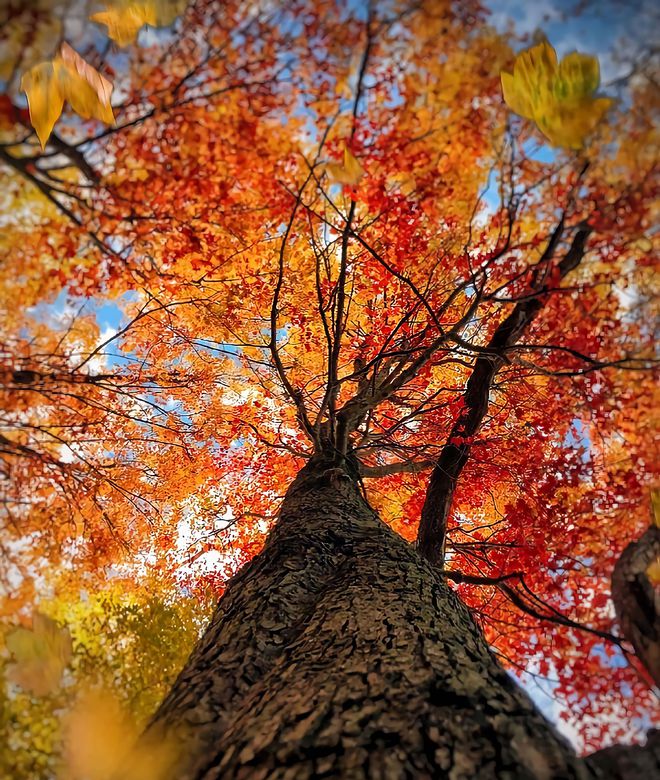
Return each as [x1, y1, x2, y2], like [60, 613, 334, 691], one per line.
[611, 524, 660, 686]
[145, 457, 601, 779]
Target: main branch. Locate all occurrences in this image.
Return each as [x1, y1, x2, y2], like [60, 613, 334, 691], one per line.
[417, 222, 592, 565]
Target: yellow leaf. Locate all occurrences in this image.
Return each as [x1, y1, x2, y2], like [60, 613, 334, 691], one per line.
[325, 145, 365, 185]
[91, 0, 187, 46]
[512, 39, 557, 107]
[5, 612, 72, 695]
[501, 40, 613, 149]
[91, 6, 154, 46]
[64, 690, 133, 780]
[647, 559, 660, 586]
[556, 51, 600, 99]
[55, 42, 115, 125]
[21, 44, 114, 148]
[20, 62, 64, 149]
[500, 71, 533, 120]
[387, 171, 417, 197]
[535, 96, 614, 150]
[63, 689, 179, 780]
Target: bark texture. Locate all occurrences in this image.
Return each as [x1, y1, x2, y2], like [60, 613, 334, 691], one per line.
[146, 459, 595, 779]
[585, 729, 660, 778]
[611, 524, 660, 686]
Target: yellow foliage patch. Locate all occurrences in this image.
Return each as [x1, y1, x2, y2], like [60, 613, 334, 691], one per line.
[5, 613, 72, 696]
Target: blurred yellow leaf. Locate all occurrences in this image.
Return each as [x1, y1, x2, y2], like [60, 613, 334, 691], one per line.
[501, 40, 614, 149]
[647, 559, 660, 585]
[63, 689, 178, 780]
[501, 40, 557, 120]
[5, 612, 72, 696]
[64, 690, 133, 780]
[632, 236, 653, 253]
[555, 51, 601, 99]
[20, 61, 64, 149]
[325, 145, 365, 185]
[91, 6, 153, 46]
[21, 43, 114, 148]
[57, 42, 114, 125]
[535, 96, 612, 150]
[91, 0, 187, 46]
[387, 171, 417, 197]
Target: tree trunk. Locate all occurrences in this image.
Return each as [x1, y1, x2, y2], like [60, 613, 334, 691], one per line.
[147, 459, 593, 779]
[611, 524, 660, 687]
[585, 730, 660, 779]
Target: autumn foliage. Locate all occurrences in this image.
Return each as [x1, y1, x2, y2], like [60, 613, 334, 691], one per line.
[0, 0, 658, 775]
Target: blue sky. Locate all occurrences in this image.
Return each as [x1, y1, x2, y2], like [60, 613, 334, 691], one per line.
[487, 0, 658, 83]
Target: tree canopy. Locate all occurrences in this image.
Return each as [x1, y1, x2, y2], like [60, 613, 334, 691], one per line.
[0, 0, 658, 776]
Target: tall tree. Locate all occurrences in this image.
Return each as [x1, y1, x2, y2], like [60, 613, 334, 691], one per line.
[0, 0, 658, 777]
